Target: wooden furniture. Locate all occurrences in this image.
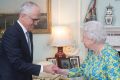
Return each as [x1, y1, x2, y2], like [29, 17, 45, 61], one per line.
[32, 74, 83, 80]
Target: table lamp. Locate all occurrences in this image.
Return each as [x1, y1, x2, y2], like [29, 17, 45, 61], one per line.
[50, 26, 73, 67]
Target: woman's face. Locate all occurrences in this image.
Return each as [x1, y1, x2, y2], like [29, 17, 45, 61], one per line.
[82, 33, 94, 49]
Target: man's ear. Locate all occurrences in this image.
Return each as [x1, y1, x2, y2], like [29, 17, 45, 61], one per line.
[19, 13, 26, 18]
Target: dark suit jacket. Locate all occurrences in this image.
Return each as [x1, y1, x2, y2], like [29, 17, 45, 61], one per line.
[0, 22, 41, 80]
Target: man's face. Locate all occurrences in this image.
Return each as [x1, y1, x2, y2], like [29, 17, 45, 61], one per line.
[24, 6, 40, 31]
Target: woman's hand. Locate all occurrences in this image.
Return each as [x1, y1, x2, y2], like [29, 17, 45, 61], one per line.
[55, 68, 69, 75]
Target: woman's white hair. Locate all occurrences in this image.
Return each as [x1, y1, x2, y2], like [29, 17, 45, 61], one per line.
[83, 21, 107, 43]
[19, 1, 39, 15]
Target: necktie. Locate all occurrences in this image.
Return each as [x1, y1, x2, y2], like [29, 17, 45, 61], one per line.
[26, 32, 31, 55]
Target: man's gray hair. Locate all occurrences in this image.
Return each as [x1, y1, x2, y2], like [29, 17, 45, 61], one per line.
[19, 1, 39, 14]
[83, 21, 107, 43]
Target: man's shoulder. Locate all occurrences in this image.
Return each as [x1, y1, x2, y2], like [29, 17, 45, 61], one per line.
[4, 22, 22, 34]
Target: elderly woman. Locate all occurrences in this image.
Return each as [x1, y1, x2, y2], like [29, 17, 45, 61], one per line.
[56, 21, 120, 80]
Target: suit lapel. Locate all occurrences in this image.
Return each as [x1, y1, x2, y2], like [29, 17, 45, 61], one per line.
[15, 22, 33, 58]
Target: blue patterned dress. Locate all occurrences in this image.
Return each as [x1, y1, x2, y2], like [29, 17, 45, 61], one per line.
[68, 44, 120, 80]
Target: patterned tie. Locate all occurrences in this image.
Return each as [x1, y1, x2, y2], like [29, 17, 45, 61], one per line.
[26, 32, 31, 55]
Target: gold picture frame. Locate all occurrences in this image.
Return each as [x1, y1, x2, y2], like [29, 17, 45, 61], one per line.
[0, 14, 18, 38]
[32, 0, 51, 34]
[0, 0, 51, 35]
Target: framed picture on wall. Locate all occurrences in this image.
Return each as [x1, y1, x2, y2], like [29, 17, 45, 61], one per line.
[46, 57, 57, 65]
[32, 0, 51, 34]
[69, 56, 80, 68]
[0, 0, 51, 34]
[0, 14, 18, 38]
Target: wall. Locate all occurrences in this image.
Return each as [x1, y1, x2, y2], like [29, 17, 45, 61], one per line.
[97, 0, 120, 26]
[33, 0, 83, 62]
[80, 0, 120, 26]
[0, 0, 87, 63]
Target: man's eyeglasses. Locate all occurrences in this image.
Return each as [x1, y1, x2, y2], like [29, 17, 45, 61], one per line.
[27, 15, 40, 22]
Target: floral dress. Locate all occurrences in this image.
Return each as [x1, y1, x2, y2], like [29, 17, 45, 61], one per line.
[68, 44, 120, 80]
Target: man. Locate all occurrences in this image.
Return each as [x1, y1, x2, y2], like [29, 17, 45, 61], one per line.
[0, 1, 58, 80]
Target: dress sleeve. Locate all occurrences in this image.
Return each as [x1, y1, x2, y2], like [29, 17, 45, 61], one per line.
[68, 50, 93, 78]
[68, 67, 83, 77]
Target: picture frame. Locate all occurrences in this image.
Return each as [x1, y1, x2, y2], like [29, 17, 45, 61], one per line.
[0, 0, 51, 34]
[69, 56, 80, 68]
[59, 58, 71, 69]
[32, 0, 51, 34]
[46, 57, 57, 65]
[0, 14, 18, 38]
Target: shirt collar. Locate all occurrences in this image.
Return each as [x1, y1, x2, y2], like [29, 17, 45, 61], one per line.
[17, 20, 27, 34]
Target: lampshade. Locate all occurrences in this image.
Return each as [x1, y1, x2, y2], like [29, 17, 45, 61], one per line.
[50, 26, 73, 47]
[50, 26, 73, 68]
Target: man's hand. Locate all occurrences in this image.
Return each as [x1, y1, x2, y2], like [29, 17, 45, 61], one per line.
[43, 64, 59, 74]
[55, 68, 69, 75]
[43, 64, 68, 75]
